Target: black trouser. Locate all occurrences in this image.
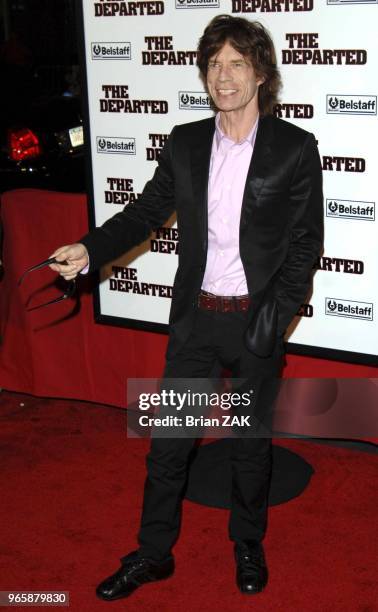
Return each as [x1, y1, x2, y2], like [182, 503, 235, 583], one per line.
[137, 307, 285, 561]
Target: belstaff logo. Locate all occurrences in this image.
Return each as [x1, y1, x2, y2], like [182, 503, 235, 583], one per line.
[91, 42, 131, 60]
[176, 0, 219, 7]
[327, 0, 377, 4]
[326, 199, 375, 221]
[179, 91, 211, 110]
[96, 136, 136, 155]
[325, 298, 373, 321]
[326, 95, 377, 115]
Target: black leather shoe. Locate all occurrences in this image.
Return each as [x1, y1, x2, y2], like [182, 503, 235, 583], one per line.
[235, 541, 268, 594]
[96, 550, 175, 601]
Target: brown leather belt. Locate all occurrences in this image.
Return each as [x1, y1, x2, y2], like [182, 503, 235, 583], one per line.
[198, 290, 250, 313]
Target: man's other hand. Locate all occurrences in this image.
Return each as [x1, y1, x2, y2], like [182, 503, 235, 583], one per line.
[49, 243, 89, 280]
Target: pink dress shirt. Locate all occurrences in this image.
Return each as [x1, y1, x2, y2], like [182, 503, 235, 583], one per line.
[201, 113, 259, 297]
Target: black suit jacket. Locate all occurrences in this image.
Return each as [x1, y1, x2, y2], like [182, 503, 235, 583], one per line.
[81, 114, 323, 358]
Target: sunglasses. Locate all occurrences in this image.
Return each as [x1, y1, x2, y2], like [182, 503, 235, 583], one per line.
[18, 257, 76, 311]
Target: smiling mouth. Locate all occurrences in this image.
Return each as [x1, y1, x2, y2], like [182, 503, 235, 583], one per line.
[216, 89, 237, 96]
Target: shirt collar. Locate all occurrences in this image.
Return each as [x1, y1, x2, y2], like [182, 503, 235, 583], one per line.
[214, 112, 259, 151]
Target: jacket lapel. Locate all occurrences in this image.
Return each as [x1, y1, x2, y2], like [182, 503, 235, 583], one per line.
[240, 114, 275, 223]
[190, 117, 215, 253]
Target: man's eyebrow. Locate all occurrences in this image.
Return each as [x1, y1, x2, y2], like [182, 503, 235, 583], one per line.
[208, 58, 247, 64]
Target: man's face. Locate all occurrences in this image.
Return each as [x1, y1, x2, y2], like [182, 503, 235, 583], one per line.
[206, 41, 263, 115]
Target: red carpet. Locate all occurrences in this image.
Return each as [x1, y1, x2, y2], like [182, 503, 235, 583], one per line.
[0, 390, 377, 612]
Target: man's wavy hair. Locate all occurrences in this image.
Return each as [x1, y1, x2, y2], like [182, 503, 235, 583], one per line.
[197, 15, 281, 116]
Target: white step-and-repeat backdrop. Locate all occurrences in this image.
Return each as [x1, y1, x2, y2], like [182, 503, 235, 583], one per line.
[78, 0, 377, 364]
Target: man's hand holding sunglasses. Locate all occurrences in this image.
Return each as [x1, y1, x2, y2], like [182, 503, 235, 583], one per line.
[49, 243, 89, 280]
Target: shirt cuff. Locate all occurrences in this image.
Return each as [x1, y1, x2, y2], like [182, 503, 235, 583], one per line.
[80, 259, 90, 275]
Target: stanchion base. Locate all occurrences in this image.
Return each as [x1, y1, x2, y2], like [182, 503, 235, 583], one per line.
[185, 439, 314, 508]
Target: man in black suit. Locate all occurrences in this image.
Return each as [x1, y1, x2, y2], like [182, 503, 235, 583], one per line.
[51, 15, 323, 599]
